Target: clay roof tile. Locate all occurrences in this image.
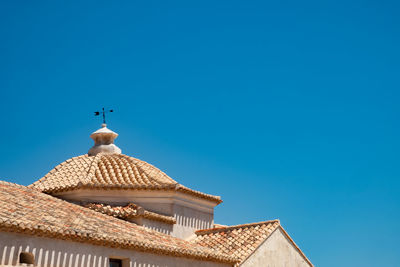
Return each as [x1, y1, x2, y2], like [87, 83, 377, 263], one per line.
[0, 181, 236, 264]
[193, 220, 313, 266]
[29, 154, 222, 204]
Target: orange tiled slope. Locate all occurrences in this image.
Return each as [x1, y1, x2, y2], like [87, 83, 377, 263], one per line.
[0, 181, 236, 264]
[193, 220, 313, 266]
[85, 203, 176, 224]
[29, 153, 221, 203]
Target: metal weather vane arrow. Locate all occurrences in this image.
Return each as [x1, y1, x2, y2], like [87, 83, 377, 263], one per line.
[94, 107, 114, 124]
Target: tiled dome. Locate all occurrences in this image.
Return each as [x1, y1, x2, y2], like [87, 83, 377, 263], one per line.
[29, 153, 221, 203]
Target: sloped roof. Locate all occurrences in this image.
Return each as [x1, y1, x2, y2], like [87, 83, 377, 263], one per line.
[29, 153, 222, 203]
[85, 203, 176, 224]
[193, 220, 313, 266]
[0, 181, 236, 264]
[194, 220, 280, 262]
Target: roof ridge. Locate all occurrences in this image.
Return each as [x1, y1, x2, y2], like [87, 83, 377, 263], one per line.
[84, 202, 177, 224]
[142, 210, 176, 224]
[84, 153, 103, 185]
[195, 219, 280, 235]
[0, 180, 28, 188]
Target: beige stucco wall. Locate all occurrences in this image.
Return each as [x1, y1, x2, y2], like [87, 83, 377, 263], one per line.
[131, 217, 173, 235]
[0, 232, 231, 267]
[173, 203, 213, 239]
[240, 228, 311, 267]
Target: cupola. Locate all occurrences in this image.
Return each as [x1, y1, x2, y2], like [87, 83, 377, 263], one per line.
[88, 124, 121, 156]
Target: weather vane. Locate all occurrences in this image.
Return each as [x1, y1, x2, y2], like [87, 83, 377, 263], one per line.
[94, 107, 113, 124]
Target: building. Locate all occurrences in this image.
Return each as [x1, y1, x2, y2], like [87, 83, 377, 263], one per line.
[0, 124, 313, 267]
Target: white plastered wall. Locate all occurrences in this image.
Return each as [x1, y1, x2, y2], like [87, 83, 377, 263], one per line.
[130, 217, 173, 235]
[240, 228, 311, 267]
[0, 232, 231, 267]
[173, 203, 213, 239]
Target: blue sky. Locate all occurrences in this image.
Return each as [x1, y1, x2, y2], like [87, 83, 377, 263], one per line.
[1, 1, 399, 266]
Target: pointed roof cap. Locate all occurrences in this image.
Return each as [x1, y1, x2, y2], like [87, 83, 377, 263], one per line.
[90, 123, 118, 138]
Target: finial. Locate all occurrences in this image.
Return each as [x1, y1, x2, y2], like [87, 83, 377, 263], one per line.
[89, 109, 121, 156]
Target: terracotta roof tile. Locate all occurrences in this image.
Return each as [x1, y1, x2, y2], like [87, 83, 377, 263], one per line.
[193, 220, 280, 262]
[85, 203, 176, 224]
[0, 181, 236, 264]
[29, 153, 222, 203]
[193, 220, 313, 266]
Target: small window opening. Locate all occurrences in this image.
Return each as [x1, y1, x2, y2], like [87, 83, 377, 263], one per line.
[19, 252, 34, 264]
[109, 258, 122, 267]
